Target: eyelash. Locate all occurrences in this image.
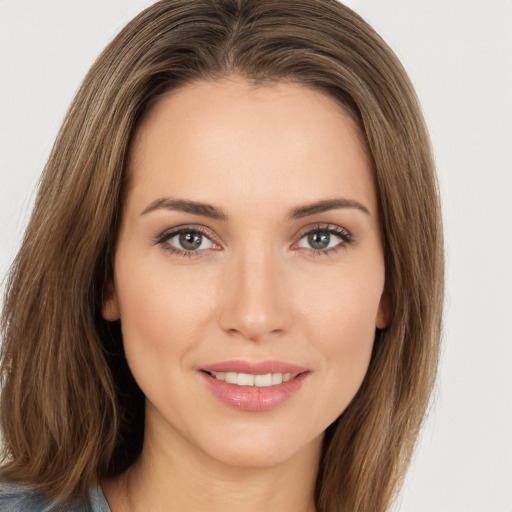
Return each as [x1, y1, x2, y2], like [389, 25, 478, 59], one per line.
[156, 225, 217, 258]
[296, 223, 354, 257]
[155, 223, 354, 258]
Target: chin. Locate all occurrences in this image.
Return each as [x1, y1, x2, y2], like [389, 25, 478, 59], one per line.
[197, 425, 324, 470]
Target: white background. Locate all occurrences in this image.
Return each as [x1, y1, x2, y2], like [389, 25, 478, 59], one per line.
[0, 1, 511, 511]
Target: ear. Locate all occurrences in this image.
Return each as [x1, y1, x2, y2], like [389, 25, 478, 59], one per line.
[102, 282, 120, 321]
[376, 287, 391, 329]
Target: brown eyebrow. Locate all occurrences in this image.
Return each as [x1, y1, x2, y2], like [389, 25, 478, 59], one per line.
[141, 197, 370, 221]
[140, 198, 228, 221]
[286, 198, 370, 219]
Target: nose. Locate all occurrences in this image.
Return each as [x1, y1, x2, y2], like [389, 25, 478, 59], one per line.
[218, 247, 291, 343]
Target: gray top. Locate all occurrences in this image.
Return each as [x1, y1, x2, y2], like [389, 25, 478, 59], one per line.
[0, 482, 111, 512]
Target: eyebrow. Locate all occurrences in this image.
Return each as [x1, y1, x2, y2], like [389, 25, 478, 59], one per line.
[286, 198, 370, 219]
[140, 197, 370, 221]
[141, 198, 228, 221]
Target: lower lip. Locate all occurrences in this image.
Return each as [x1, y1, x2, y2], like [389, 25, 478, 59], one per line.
[200, 371, 309, 412]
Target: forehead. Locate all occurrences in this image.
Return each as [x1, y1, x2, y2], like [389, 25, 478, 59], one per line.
[125, 76, 377, 218]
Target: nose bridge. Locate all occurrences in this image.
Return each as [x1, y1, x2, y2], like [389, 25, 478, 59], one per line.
[219, 242, 289, 341]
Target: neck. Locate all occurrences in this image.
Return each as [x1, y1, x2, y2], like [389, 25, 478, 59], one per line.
[103, 411, 322, 512]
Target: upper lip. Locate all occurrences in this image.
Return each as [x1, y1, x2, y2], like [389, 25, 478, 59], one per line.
[200, 360, 308, 375]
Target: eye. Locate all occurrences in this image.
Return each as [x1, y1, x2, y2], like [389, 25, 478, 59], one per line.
[157, 226, 220, 257]
[169, 231, 214, 251]
[295, 225, 353, 254]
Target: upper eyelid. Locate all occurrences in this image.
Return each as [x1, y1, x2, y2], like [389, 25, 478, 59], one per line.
[156, 226, 219, 257]
[158, 222, 350, 236]
[156, 222, 353, 250]
[295, 223, 352, 239]
[157, 224, 218, 242]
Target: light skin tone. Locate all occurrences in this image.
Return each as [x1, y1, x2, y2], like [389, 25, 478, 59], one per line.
[102, 75, 388, 512]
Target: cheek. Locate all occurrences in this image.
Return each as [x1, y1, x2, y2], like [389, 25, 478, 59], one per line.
[113, 257, 217, 377]
[299, 263, 383, 348]
[313, 291, 378, 375]
[296, 265, 383, 410]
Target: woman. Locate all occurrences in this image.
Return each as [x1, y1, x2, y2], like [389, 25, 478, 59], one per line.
[0, 1, 443, 511]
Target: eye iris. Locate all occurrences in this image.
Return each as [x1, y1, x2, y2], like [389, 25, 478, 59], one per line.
[308, 231, 330, 249]
[179, 232, 202, 250]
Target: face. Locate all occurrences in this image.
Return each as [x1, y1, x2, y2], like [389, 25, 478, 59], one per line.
[104, 76, 387, 469]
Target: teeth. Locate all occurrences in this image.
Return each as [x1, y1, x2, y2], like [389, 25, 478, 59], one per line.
[225, 372, 237, 384]
[210, 371, 298, 387]
[271, 373, 283, 385]
[237, 373, 254, 386]
[254, 373, 272, 387]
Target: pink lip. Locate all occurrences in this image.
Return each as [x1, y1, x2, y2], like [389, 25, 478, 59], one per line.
[199, 360, 310, 413]
[201, 359, 308, 374]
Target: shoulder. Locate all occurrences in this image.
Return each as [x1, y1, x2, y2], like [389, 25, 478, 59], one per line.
[0, 481, 109, 512]
[0, 481, 52, 512]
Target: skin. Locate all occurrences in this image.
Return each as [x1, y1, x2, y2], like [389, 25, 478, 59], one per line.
[102, 75, 388, 512]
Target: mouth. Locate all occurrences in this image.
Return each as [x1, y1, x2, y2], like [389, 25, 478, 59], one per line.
[204, 371, 299, 387]
[199, 361, 310, 412]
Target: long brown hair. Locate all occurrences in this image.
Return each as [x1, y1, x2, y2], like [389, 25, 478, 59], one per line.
[0, 1, 444, 510]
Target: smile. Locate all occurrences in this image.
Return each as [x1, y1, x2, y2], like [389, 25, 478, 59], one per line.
[200, 361, 310, 412]
[207, 371, 298, 387]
